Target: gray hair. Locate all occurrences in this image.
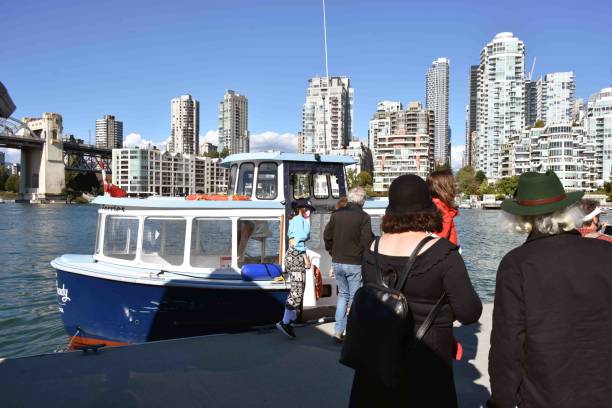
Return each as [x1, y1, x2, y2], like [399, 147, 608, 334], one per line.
[348, 186, 367, 206]
[502, 204, 583, 235]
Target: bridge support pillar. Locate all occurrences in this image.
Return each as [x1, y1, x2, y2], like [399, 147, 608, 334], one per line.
[19, 113, 65, 202]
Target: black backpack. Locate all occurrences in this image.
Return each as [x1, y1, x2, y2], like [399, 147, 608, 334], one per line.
[339, 235, 446, 388]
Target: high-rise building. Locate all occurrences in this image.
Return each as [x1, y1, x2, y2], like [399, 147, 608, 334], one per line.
[373, 102, 435, 191]
[536, 72, 576, 125]
[95, 115, 123, 149]
[170, 95, 199, 155]
[368, 101, 402, 153]
[477, 32, 526, 180]
[524, 79, 538, 127]
[426, 58, 450, 166]
[465, 65, 479, 167]
[586, 87, 612, 185]
[218, 90, 249, 154]
[301, 76, 354, 154]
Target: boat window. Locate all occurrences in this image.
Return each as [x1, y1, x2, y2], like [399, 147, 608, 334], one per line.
[142, 218, 186, 266]
[237, 219, 281, 267]
[228, 165, 237, 195]
[103, 216, 139, 260]
[190, 218, 232, 268]
[95, 214, 102, 254]
[313, 174, 329, 199]
[305, 213, 329, 252]
[292, 173, 311, 199]
[237, 163, 254, 197]
[370, 216, 382, 236]
[256, 162, 278, 200]
[330, 175, 341, 198]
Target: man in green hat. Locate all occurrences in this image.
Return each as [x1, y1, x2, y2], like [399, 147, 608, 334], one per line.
[488, 171, 612, 407]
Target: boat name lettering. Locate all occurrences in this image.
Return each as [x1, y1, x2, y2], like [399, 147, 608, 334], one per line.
[57, 284, 71, 303]
[101, 205, 125, 212]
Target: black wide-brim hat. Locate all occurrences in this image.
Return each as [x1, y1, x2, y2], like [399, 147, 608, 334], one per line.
[292, 198, 316, 212]
[501, 170, 584, 216]
[386, 174, 437, 215]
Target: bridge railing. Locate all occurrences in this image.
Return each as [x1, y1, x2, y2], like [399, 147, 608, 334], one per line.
[0, 117, 42, 140]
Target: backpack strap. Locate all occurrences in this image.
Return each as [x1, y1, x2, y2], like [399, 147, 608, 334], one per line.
[373, 236, 383, 285]
[415, 291, 447, 340]
[395, 235, 435, 292]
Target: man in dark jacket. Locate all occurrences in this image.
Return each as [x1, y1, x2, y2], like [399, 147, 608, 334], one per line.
[324, 186, 373, 341]
[489, 171, 612, 407]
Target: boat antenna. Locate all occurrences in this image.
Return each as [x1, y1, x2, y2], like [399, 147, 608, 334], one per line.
[322, 0, 329, 154]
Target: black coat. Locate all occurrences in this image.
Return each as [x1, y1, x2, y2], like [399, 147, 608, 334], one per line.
[323, 203, 373, 265]
[489, 230, 612, 408]
[350, 238, 483, 407]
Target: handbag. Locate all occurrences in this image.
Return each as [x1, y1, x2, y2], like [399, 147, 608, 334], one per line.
[339, 235, 446, 388]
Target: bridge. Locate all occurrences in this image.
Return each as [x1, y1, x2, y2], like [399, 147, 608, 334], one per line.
[0, 115, 112, 200]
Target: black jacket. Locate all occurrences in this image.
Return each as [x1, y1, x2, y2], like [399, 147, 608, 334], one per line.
[350, 239, 482, 407]
[489, 230, 612, 408]
[323, 203, 373, 265]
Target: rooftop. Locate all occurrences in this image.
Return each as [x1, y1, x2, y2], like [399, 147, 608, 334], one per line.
[221, 152, 356, 167]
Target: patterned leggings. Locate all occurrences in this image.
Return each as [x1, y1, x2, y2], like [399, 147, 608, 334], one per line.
[285, 248, 306, 310]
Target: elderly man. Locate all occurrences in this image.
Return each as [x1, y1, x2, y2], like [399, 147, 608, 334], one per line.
[324, 186, 373, 341]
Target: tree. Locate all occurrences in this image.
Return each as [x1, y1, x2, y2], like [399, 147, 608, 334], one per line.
[356, 171, 373, 188]
[534, 119, 545, 128]
[4, 175, 19, 193]
[456, 166, 475, 194]
[474, 170, 487, 184]
[434, 163, 452, 172]
[203, 150, 220, 158]
[219, 147, 230, 159]
[0, 166, 7, 191]
[494, 176, 519, 197]
[477, 180, 494, 196]
[346, 168, 358, 189]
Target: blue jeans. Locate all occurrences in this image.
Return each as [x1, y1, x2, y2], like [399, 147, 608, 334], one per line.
[333, 262, 363, 334]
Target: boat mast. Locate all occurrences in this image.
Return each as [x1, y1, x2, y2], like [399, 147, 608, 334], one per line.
[322, 0, 329, 154]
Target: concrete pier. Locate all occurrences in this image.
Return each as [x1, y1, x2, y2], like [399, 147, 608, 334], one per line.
[0, 304, 493, 407]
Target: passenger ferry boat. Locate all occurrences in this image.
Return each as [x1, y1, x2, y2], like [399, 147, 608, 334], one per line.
[52, 152, 386, 348]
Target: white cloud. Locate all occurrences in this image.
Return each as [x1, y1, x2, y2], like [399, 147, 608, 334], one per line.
[0, 148, 21, 164]
[123, 133, 168, 150]
[451, 145, 465, 172]
[250, 131, 297, 153]
[202, 129, 219, 145]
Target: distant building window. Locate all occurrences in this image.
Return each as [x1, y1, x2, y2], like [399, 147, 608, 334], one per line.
[103, 216, 139, 261]
[141, 218, 186, 266]
[256, 162, 278, 200]
[190, 218, 232, 269]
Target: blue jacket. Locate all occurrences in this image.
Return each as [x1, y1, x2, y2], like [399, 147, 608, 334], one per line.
[288, 215, 310, 253]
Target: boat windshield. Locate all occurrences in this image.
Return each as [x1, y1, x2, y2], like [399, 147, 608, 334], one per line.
[103, 216, 139, 260]
[256, 162, 278, 200]
[141, 218, 186, 266]
[237, 162, 254, 197]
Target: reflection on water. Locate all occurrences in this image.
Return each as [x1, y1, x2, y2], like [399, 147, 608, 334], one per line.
[0, 203, 609, 358]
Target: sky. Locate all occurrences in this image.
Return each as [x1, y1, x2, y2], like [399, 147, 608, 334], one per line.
[3, 0, 612, 169]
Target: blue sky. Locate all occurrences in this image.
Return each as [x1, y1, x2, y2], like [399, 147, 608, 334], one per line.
[3, 0, 612, 166]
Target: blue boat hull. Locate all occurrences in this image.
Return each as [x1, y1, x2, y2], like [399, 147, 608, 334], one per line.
[55, 269, 289, 346]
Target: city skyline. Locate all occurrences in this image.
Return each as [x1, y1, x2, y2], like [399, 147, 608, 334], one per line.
[3, 0, 612, 169]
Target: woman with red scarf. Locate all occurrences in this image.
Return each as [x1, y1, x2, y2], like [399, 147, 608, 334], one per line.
[427, 170, 458, 245]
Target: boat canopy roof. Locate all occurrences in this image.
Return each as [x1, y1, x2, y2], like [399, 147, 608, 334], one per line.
[92, 196, 388, 210]
[92, 196, 286, 209]
[221, 152, 356, 168]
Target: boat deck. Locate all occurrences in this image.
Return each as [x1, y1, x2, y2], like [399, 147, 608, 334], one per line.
[0, 304, 493, 407]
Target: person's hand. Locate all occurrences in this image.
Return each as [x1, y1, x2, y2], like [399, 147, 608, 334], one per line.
[304, 255, 311, 270]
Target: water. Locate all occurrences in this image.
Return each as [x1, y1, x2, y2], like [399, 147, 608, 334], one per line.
[0, 203, 609, 359]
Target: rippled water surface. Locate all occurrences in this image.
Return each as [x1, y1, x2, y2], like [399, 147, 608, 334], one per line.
[0, 203, 609, 358]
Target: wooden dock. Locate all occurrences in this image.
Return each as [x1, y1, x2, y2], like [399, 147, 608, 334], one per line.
[0, 304, 493, 408]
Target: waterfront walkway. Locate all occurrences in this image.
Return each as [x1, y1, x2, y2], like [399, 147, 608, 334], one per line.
[0, 304, 493, 407]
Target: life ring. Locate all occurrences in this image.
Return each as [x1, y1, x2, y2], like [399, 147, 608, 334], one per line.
[314, 265, 323, 299]
[186, 194, 250, 201]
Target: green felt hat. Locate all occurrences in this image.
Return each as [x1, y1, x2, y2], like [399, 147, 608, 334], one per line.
[501, 171, 584, 216]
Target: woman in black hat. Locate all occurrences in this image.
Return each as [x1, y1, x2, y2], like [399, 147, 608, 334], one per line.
[276, 198, 315, 338]
[488, 171, 612, 407]
[349, 175, 482, 407]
